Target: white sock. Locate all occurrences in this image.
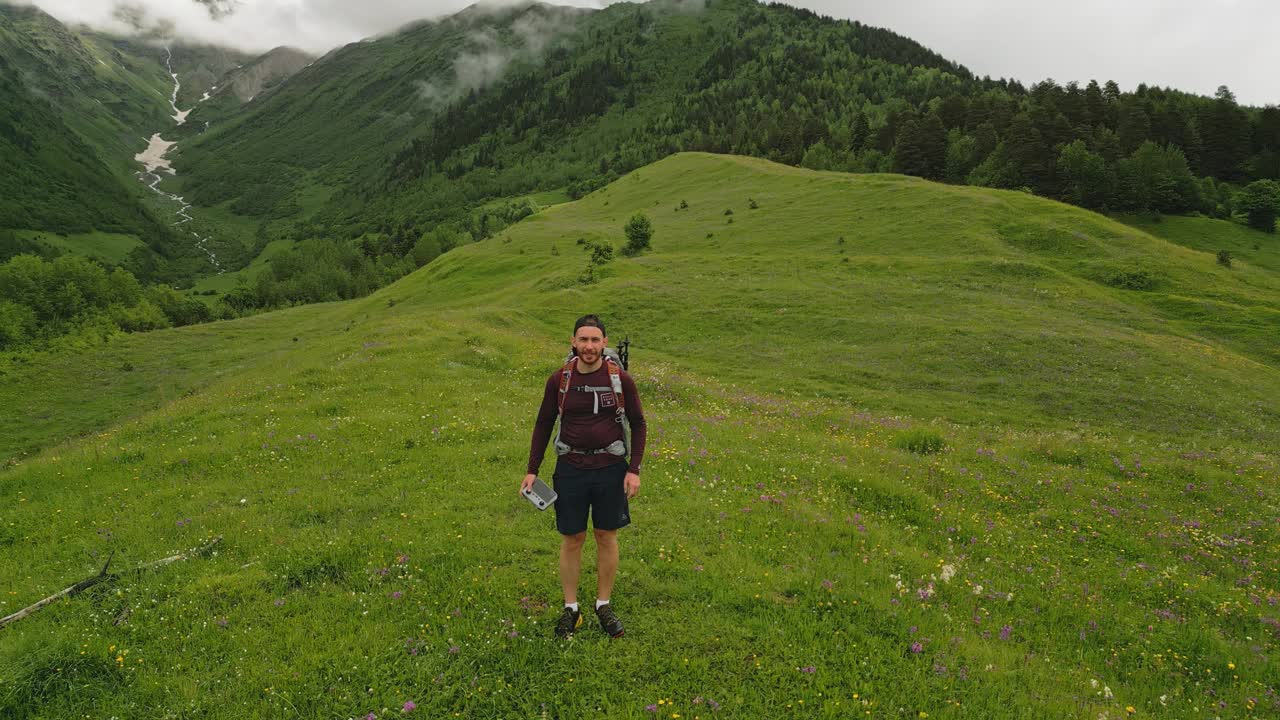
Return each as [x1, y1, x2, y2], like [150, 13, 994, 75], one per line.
[565, 602, 579, 612]
[596, 599, 610, 609]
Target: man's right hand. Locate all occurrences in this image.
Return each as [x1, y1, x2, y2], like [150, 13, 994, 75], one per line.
[520, 473, 537, 495]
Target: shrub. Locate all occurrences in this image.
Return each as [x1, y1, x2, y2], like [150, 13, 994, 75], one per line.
[589, 242, 614, 265]
[893, 429, 947, 455]
[622, 214, 652, 256]
[1104, 269, 1155, 291]
[1217, 250, 1232, 268]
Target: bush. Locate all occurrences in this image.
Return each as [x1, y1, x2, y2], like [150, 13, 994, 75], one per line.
[1217, 250, 1233, 268]
[588, 241, 614, 265]
[622, 214, 653, 256]
[1104, 268, 1155, 291]
[893, 429, 947, 455]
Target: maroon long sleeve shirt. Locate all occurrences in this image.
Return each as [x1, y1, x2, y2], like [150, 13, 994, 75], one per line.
[527, 363, 647, 476]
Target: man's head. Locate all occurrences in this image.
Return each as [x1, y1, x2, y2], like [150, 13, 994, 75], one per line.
[572, 314, 607, 365]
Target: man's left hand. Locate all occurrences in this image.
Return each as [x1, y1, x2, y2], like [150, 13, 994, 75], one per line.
[624, 472, 640, 498]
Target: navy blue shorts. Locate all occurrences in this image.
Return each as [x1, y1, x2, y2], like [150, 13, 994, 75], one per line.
[551, 459, 630, 535]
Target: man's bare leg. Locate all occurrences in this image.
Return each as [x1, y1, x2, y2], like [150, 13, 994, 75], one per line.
[594, 528, 618, 601]
[560, 531, 587, 604]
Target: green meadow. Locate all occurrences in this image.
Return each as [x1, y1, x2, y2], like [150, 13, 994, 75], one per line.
[12, 230, 144, 266]
[1, 154, 1277, 719]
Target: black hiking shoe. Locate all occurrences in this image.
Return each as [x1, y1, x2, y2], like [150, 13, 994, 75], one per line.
[596, 603, 624, 638]
[555, 606, 583, 638]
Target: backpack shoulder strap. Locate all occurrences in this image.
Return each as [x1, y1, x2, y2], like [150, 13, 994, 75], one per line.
[557, 357, 577, 416]
[606, 357, 625, 409]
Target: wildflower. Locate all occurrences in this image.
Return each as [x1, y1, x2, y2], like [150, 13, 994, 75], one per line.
[1104, 686, 1114, 700]
[390, 591, 403, 600]
[402, 701, 416, 713]
[999, 625, 1012, 641]
[1125, 707, 1135, 715]
[821, 579, 833, 590]
[645, 705, 658, 713]
[910, 642, 924, 654]
[508, 630, 519, 638]
[396, 554, 409, 565]
[274, 598, 285, 607]
[448, 646, 459, 654]
[365, 714, 376, 720]
[707, 699, 720, 711]
[939, 564, 956, 583]
[801, 665, 815, 673]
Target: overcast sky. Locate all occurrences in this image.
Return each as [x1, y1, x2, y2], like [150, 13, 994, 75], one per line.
[18, 0, 1279, 106]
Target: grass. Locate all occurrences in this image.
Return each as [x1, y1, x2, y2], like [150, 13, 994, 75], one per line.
[1, 154, 1277, 719]
[13, 230, 144, 265]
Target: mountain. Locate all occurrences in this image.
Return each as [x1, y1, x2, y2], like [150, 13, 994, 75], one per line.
[168, 0, 1278, 317]
[0, 4, 178, 269]
[185, 46, 313, 124]
[0, 3, 263, 278]
[2, 154, 1276, 718]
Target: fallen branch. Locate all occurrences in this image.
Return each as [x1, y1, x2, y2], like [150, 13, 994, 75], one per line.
[0, 536, 221, 630]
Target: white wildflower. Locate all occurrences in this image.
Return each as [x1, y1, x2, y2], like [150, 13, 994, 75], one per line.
[940, 564, 956, 583]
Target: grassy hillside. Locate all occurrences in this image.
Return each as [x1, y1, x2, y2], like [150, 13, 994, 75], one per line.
[1, 155, 1277, 718]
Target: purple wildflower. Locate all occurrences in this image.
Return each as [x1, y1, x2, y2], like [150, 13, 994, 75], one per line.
[448, 645, 459, 654]
[800, 665, 815, 673]
[821, 579, 833, 590]
[273, 598, 285, 607]
[910, 641, 924, 654]
[508, 630, 519, 638]
[364, 714, 376, 720]
[390, 591, 403, 600]
[1000, 625, 1012, 641]
[708, 698, 721, 711]
[402, 700, 416, 713]
[645, 704, 658, 713]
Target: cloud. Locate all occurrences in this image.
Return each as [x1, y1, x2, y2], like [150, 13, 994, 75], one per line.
[16, 0, 488, 53]
[415, 4, 578, 108]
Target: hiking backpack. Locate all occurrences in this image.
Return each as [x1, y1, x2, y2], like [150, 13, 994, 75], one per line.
[553, 338, 631, 458]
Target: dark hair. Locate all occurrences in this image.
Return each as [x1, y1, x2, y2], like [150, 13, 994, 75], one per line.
[573, 314, 606, 337]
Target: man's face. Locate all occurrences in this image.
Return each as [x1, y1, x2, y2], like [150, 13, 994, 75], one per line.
[572, 326, 606, 365]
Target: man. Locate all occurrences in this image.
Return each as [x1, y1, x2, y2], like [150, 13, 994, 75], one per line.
[522, 314, 646, 639]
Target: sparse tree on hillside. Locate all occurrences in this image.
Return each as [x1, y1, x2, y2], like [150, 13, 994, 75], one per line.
[622, 214, 652, 256]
